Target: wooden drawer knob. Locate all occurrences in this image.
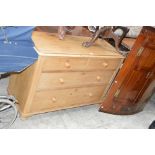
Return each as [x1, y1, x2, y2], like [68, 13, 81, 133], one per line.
[88, 93, 93, 97]
[102, 62, 108, 67]
[52, 97, 56, 102]
[89, 52, 94, 55]
[96, 76, 101, 81]
[59, 78, 64, 84]
[65, 62, 71, 68]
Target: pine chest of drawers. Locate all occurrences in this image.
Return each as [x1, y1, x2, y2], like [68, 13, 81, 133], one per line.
[8, 31, 124, 117]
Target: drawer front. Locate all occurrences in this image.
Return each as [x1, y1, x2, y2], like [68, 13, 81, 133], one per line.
[37, 70, 114, 90]
[31, 85, 106, 112]
[42, 56, 122, 72]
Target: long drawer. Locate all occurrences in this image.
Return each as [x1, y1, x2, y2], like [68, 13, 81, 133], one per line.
[31, 85, 106, 112]
[37, 70, 115, 90]
[42, 56, 122, 72]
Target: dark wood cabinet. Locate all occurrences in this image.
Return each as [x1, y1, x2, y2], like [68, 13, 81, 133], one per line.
[99, 26, 155, 115]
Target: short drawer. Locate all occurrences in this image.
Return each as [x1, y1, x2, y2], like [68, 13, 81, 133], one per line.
[31, 85, 106, 112]
[42, 56, 122, 72]
[37, 70, 115, 90]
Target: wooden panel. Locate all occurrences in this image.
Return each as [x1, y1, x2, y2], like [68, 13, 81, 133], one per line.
[32, 31, 124, 57]
[135, 47, 155, 71]
[8, 59, 43, 113]
[87, 57, 122, 71]
[100, 26, 155, 115]
[114, 70, 151, 103]
[31, 85, 106, 112]
[140, 79, 155, 103]
[37, 70, 114, 90]
[42, 56, 122, 72]
[42, 56, 88, 72]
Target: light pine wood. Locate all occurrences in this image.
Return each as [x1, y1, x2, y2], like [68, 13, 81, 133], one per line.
[8, 31, 124, 117]
[8, 58, 43, 114]
[37, 70, 115, 91]
[30, 85, 107, 113]
[32, 31, 124, 57]
[42, 56, 122, 72]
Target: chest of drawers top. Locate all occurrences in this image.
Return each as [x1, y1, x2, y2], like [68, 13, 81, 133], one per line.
[32, 31, 124, 58]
